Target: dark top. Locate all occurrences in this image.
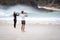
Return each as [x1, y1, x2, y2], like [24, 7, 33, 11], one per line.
[13, 12, 19, 20]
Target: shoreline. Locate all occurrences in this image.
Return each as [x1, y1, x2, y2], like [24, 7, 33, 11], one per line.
[0, 17, 60, 25]
[0, 20, 60, 26]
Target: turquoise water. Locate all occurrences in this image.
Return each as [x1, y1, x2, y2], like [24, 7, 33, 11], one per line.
[28, 11, 60, 18]
[0, 11, 60, 18]
[0, 5, 60, 18]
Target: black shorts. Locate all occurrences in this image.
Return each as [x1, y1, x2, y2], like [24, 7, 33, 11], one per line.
[21, 20, 25, 24]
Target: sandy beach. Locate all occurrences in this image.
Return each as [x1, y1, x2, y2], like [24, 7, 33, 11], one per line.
[0, 1, 60, 40]
[0, 20, 60, 40]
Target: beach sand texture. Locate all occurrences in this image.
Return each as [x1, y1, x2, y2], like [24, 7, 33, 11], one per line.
[0, 20, 60, 40]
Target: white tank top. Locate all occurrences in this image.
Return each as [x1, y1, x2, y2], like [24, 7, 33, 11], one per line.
[21, 14, 25, 20]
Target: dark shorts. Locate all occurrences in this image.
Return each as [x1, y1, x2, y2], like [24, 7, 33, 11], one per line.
[21, 20, 25, 24]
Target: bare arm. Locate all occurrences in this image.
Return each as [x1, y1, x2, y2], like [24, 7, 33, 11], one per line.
[24, 12, 28, 17]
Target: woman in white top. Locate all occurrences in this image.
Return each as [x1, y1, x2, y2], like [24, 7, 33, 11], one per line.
[21, 11, 27, 32]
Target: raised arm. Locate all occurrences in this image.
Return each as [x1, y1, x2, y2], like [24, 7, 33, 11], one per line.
[16, 12, 20, 16]
[24, 12, 28, 17]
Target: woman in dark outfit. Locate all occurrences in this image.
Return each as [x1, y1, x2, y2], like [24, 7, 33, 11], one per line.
[13, 12, 19, 28]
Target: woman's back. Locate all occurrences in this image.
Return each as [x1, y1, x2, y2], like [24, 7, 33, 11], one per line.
[21, 14, 25, 20]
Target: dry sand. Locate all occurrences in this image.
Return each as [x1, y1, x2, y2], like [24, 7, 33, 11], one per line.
[0, 20, 60, 40]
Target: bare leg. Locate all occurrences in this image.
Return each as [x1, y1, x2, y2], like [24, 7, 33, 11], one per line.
[21, 24, 25, 32]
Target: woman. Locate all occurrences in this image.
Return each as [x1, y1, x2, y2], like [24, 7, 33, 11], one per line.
[21, 11, 28, 32]
[13, 12, 19, 28]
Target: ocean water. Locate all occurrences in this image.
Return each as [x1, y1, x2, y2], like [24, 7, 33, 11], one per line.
[0, 5, 60, 24]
